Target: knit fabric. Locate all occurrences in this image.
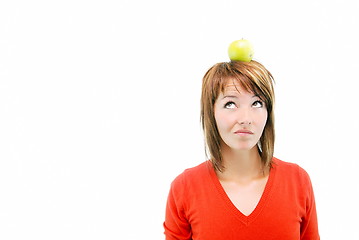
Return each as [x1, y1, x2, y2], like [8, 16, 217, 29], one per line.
[164, 158, 319, 240]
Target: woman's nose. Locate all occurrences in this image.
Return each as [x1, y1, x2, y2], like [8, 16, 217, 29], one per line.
[237, 108, 252, 125]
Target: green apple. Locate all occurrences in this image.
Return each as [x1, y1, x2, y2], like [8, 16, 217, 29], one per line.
[228, 39, 254, 62]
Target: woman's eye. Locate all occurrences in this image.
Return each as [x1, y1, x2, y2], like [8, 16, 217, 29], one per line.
[224, 101, 236, 109]
[252, 100, 263, 108]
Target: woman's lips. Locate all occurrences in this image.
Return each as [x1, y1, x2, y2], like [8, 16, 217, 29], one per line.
[234, 130, 254, 135]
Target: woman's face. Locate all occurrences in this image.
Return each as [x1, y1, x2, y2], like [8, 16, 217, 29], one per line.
[214, 80, 268, 152]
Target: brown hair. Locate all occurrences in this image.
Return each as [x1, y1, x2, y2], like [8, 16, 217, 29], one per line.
[200, 60, 275, 172]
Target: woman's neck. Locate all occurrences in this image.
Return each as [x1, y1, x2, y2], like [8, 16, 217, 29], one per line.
[217, 145, 267, 183]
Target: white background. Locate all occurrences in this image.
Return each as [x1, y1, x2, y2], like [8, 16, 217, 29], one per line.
[1, 0, 358, 239]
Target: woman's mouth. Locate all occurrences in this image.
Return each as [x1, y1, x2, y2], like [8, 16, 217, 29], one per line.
[234, 130, 254, 135]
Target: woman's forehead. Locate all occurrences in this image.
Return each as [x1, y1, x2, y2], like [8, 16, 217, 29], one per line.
[222, 79, 252, 94]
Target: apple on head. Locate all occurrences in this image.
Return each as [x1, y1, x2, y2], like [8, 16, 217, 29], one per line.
[228, 39, 254, 62]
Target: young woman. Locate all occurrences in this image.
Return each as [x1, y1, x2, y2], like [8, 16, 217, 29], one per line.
[164, 60, 319, 239]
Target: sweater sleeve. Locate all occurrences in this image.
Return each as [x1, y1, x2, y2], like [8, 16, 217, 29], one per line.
[163, 173, 192, 240]
[300, 168, 320, 240]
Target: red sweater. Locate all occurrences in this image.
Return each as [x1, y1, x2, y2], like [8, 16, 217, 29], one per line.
[164, 158, 319, 240]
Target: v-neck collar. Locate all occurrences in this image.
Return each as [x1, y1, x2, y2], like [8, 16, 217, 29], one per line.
[207, 159, 277, 226]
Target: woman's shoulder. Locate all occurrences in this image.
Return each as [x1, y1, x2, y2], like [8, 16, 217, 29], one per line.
[272, 157, 312, 182]
[170, 161, 212, 190]
[173, 161, 211, 180]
